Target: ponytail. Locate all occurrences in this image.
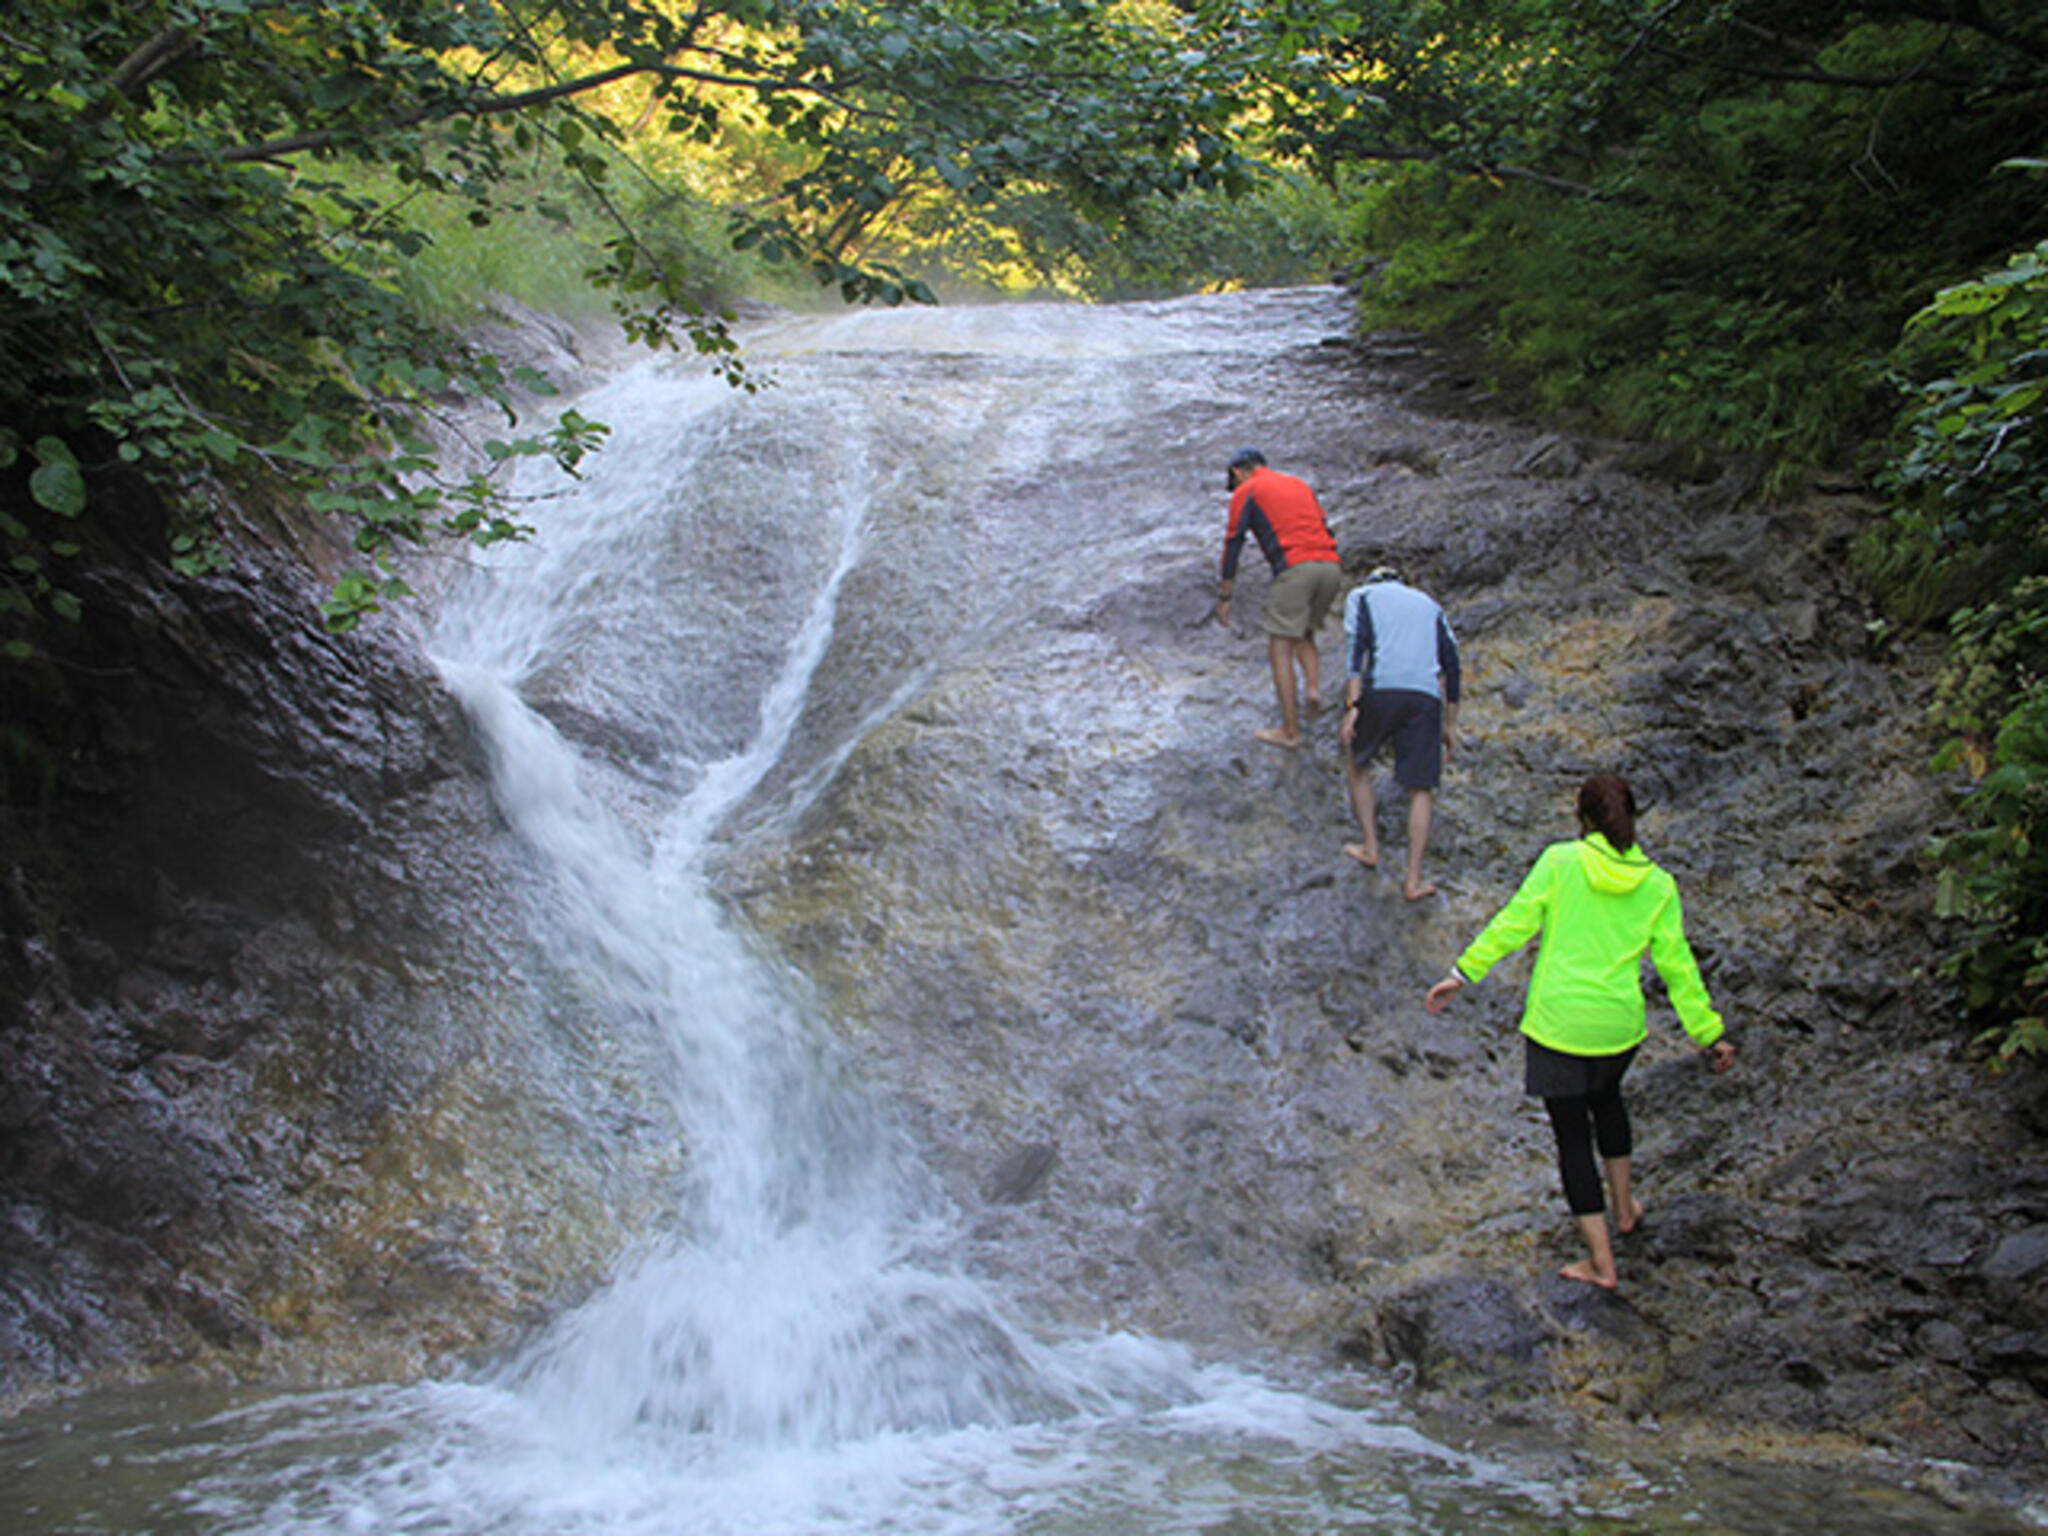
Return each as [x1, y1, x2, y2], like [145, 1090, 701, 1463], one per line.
[1577, 773, 1637, 854]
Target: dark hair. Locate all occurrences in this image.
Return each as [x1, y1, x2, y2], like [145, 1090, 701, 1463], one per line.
[1577, 773, 1637, 853]
[1228, 448, 1266, 470]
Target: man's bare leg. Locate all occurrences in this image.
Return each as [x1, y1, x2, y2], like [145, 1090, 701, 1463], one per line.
[1294, 636, 1323, 719]
[1607, 1157, 1643, 1234]
[1561, 1213, 1621, 1288]
[1403, 788, 1437, 899]
[1255, 634, 1303, 748]
[1343, 754, 1380, 867]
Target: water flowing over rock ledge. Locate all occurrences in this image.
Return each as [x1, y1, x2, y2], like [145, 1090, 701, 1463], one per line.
[0, 431, 684, 1403]
[1, 289, 2043, 1513]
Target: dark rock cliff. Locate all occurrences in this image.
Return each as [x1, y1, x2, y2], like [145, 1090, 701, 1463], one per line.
[0, 463, 672, 1403]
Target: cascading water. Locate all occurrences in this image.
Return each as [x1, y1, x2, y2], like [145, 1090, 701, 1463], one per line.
[1, 290, 2037, 1536]
[426, 367, 1114, 1452]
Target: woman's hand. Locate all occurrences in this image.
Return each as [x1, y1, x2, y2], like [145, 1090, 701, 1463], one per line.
[1708, 1039, 1737, 1073]
[1425, 974, 1463, 1014]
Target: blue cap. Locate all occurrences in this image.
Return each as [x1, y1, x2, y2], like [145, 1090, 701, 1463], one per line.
[1227, 448, 1266, 470]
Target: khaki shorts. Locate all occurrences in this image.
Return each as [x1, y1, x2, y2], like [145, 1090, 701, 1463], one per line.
[1263, 560, 1342, 638]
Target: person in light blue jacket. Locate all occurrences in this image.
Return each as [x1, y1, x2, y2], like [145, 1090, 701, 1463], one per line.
[1340, 567, 1461, 899]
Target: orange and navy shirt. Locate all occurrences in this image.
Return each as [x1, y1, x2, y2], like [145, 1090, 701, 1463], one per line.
[1222, 467, 1339, 580]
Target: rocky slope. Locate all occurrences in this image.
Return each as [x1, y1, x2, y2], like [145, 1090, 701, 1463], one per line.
[1, 303, 2042, 1498]
[0, 340, 679, 1403]
[716, 328, 2048, 1479]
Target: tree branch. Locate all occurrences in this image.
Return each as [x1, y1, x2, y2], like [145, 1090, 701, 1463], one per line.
[163, 59, 867, 167]
[94, 24, 205, 112]
[1638, 39, 2009, 93]
[1864, 0, 2048, 66]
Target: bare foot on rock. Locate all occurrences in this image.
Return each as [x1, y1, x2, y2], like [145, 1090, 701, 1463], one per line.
[1558, 1259, 1619, 1290]
[1616, 1197, 1646, 1236]
[1254, 727, 1302, 750]
[1342, 842, 1379, 869]
[1403, 880, 1438, 901]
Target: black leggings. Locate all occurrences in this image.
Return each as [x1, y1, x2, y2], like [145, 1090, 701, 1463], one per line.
[1544, 1083, 1634, 1216]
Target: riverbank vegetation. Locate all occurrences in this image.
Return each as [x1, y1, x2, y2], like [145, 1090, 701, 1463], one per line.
[3, 0, 2045, 1051]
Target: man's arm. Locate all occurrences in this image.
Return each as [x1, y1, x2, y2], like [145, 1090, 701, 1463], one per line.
[1340, 589, 1371, 744]
[1437, 610, 1461, 759]
[1345, 588, 1375, 683]
[1216, 494, 1252, 624]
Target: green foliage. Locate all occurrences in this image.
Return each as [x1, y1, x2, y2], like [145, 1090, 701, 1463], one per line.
[1, 0, 1253, 648]
[891, 168, 1351, 299]
[1276, 0, 2047, 470]
[1881, 235, 2048, 568]
[1868, 219, 2048, 1062]
[345, 159, 810, 330]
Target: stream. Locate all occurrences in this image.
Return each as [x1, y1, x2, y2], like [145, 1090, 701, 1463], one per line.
[1, 289, 2039, 1533]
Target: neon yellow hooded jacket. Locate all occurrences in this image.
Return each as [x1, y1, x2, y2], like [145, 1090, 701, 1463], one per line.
[1452, 833, 1724, 1057]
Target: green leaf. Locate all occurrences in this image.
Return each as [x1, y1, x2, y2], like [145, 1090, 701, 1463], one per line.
[28, 459, 86, 517]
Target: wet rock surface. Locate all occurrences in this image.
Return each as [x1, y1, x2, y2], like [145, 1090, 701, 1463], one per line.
[0, 468, 679, 1404]
[1, 290, 2043, 1502]
[717, 318, 2048, 1477]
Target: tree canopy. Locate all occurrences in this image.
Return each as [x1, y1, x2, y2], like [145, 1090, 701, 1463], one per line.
[1252, 0, 2045, 461]
[1, 0, 1252, 640]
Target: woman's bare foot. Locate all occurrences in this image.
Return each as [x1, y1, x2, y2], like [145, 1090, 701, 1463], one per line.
[1254, 727, 1302, 750]
[1403, 880, 1438, 901]
[1342, 842, 1379, 868]
[1615, 1197, 1646, 1236]
[1558, 1259, 1619, 1289]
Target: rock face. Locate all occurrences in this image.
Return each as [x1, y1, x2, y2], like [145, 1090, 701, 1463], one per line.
[0, 467, 678, 1402]
[715, 325, 2048, 1473]
[0, 295, 2043, 1490]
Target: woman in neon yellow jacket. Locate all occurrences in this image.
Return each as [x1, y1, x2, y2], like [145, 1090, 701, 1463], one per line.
[1425, 773, 1736, 1289]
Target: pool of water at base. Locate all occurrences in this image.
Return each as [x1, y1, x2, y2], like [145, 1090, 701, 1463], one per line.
[2, 1359, 2039, 1536]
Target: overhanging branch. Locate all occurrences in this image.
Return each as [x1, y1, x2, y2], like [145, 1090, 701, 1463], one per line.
[161, 60, 872, 168]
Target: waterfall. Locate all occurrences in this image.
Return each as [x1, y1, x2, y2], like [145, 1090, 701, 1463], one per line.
[0, 290, 2020, 1536]
[429, 380, 1140, 1453]
[401, 309, 1285, 1504]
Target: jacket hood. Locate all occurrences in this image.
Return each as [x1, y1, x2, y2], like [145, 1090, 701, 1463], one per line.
[1579, 832, 1654, 894]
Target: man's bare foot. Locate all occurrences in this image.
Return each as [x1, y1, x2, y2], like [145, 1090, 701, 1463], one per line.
[1558, 1260, 1619, 1290]
[1342, 842, 1379, 868]
[1616, 1198, 1646, 1236]
[1254, 727, 1302, 750]
[1403, 880, 1438, 901]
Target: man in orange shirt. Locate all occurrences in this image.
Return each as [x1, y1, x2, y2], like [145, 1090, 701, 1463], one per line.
[1214, 449, 1343, 749]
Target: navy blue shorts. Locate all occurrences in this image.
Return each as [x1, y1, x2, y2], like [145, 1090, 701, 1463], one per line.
[1351, 689, 1442, 790]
